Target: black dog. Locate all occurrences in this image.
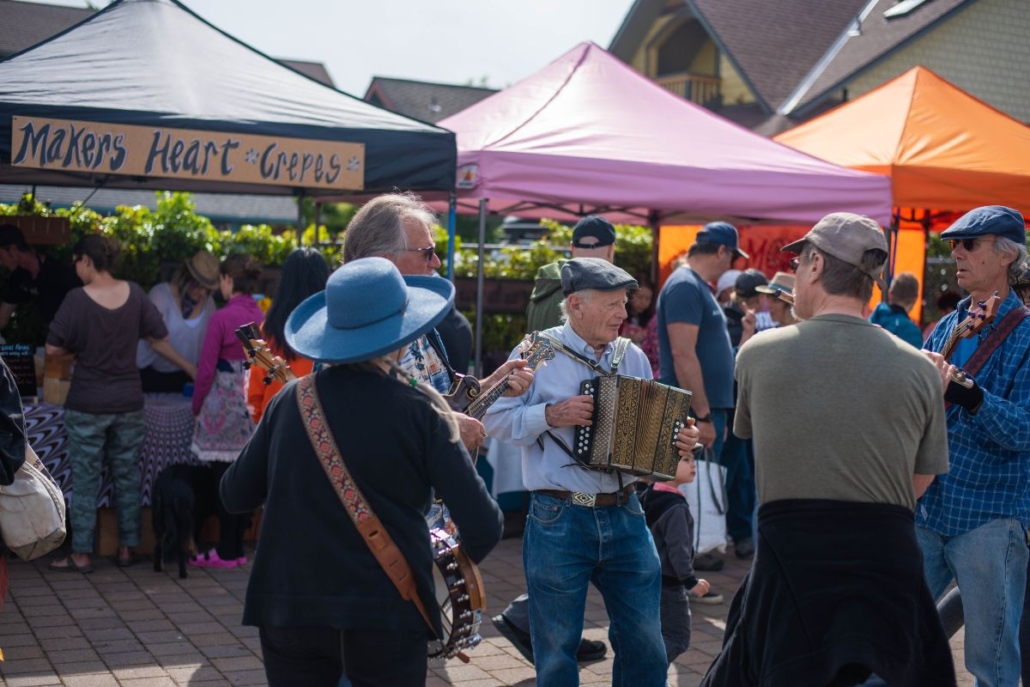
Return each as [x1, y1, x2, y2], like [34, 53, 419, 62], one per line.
[152, 464, 217, 578]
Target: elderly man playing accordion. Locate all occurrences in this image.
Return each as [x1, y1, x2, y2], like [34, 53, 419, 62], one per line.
[485, 258, 700, 687]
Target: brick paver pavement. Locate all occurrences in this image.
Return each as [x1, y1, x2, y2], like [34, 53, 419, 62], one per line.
[0, 539, 973, 686]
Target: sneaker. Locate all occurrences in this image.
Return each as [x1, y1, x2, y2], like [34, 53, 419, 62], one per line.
[694, 590, 724, 605]
[237, 556, 248, 566]
[693, 552, 725, 571]
[734, 538, 755, 559]
[188, 549, 239, 569]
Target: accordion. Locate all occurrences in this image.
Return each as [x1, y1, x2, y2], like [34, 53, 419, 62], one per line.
[573, 376, 692, 481]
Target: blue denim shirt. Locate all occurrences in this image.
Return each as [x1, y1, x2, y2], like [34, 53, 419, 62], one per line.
[483, 323, 654, 494]
[917, 290, 1030, 536]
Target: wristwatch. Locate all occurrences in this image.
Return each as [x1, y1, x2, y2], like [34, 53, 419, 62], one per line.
[694, 413, 713, 423]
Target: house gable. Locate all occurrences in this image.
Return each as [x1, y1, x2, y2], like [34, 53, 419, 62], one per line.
[362, 77, 497, 124]
[833, 0, 1030, 123]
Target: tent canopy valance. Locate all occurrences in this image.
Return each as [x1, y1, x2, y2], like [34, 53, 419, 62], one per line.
[0, 0, 456, 197]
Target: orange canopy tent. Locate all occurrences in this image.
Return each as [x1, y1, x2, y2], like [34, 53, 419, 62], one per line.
[771, 66, 1030, 321]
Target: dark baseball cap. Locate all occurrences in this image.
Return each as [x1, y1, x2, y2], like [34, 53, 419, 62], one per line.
[572, 216, 616, 249]
[696, 221, 748, 260]
[940, 206, 1026, 246]
[561, 258, 637, 296]
[735, 269, 769, 298]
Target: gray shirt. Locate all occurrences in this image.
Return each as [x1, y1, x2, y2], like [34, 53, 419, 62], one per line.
[483, 323, 654, 494]
[734, 314, 949, 511]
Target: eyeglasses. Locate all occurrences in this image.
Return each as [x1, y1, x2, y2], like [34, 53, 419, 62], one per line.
[406, 244, 437, 264]
[789, 256, 800, 272]
[948, 238, 990, 252]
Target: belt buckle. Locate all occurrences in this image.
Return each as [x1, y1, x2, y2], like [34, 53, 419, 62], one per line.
[572, 492, 597, 507]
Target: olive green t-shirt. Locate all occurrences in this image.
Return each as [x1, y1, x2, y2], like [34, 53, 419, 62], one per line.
[734, 313, 949, 512]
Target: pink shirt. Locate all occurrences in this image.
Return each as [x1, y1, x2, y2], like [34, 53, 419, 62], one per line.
[192, 294, 265, 415]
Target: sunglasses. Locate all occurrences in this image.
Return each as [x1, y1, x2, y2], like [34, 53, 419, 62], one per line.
[948, 238, 989, 252]
[406, 244, 437, 264]
[789, 256, 800, 272]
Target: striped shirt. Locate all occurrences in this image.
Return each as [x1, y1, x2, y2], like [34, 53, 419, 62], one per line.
[917, 290, 1030, 536]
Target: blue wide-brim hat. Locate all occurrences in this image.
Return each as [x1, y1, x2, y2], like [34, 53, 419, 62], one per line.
[284, 257, 454, 364]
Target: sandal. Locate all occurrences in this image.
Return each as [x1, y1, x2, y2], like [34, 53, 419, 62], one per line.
[48, 556, 94, 574]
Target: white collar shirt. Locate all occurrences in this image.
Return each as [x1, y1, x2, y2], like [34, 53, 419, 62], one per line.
[483, 322, 654, 494]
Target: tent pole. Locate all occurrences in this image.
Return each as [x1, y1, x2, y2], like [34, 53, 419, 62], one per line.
[296, 189, 306, 247]
[314, 202, 322, 246]
[648, 211, 660, 286]
[447, 192, 457, 282]
[474, 199, 487, 378]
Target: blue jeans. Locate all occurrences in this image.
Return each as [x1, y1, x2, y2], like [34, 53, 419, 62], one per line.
[718, 426, 754, 542]
[917, 521, 1029, 687]
[524, 491, 666, 686]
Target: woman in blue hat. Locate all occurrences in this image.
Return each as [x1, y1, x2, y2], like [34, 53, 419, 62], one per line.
[220, 257, 503, 687]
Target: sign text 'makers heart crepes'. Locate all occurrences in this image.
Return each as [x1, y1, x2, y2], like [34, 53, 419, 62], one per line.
[11, 116, 365, 191]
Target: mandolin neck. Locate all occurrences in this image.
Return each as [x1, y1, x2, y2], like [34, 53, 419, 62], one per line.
[465, 379, 510, 421]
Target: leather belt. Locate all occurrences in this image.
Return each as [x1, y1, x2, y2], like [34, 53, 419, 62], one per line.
[536, 485, 634, 508]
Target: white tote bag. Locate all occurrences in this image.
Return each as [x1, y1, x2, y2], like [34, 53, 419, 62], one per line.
[0, 443, 67, 561]
[679, 449, 728, 555]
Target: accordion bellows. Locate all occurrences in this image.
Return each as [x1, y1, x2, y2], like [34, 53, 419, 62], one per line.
[574, 376, 692, 481]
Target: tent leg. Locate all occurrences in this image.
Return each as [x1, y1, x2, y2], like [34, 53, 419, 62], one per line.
[447, 193, 457, 282]
[474, 199, 487, 378]
[648, 211, 660, 286]
[296, 189, 306, 247]
[314, 202, 322, 246]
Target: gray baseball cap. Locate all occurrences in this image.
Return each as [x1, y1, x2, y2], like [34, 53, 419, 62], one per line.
[782, 213, 887, 279]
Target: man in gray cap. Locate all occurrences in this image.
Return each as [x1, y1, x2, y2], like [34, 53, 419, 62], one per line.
[918, 205, 1030, 686]
[655, 221, 745, 570]
[526, 215, 617, 333]
[485, 257, 700, 687]
[703, 213, 954, 685]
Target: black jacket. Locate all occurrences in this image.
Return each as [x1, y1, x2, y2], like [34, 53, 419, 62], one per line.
[702, 499, 955, 687]
[221, 365, 503, 635]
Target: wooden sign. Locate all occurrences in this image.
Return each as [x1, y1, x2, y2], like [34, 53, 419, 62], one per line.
[11, 116, 365, 191]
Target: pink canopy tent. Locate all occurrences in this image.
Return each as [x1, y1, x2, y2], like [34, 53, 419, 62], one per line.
[432, 42, 891, 369]
[438, 41, 892, 226]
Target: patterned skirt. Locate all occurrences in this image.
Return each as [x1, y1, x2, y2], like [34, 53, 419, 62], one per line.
[191, 363, 254, 463]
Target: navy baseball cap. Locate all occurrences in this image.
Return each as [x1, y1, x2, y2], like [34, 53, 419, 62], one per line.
[572, 215, 617, 248]
[941, 206, 1026, 246]
[696, 221, 748, 260]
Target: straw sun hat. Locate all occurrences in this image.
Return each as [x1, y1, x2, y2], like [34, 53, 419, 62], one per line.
[285, 257, 454, 364]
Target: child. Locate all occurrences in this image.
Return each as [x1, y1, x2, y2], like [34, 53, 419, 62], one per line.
[640, 449, 715, 664]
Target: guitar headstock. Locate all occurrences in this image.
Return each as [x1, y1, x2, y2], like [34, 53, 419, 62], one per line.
[235, 322, 292, 385]
[957, 292, 1001, 340]
[519, 331, 556, 371]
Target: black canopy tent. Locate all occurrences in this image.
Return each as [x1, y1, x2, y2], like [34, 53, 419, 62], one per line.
[0, 0, 455, 204]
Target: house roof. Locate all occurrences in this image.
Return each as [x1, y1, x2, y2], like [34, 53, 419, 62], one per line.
[0, 0, 93, 57]
[610, 0, 977, 117]
[364, 77, 497, 124]
[279, 59, 334, 88]
[792, 0, 975, 115]
[687, 0, 869, 114]
[0, 185, 300, 225]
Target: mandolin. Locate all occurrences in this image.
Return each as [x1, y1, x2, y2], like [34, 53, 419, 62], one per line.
[235, 323, 296, 384]
[444, 332, 555, 420]
[940, 293, 1000, 389]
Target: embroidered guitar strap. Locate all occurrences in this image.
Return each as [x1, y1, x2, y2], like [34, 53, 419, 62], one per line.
[295, 375, 438, 637]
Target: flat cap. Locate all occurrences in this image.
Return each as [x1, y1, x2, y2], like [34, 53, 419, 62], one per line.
[941, 206, 1026, 246]
[561, 258, 637, 296]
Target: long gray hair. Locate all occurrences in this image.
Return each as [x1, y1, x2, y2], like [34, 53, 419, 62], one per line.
[342, 192, 436, 263]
